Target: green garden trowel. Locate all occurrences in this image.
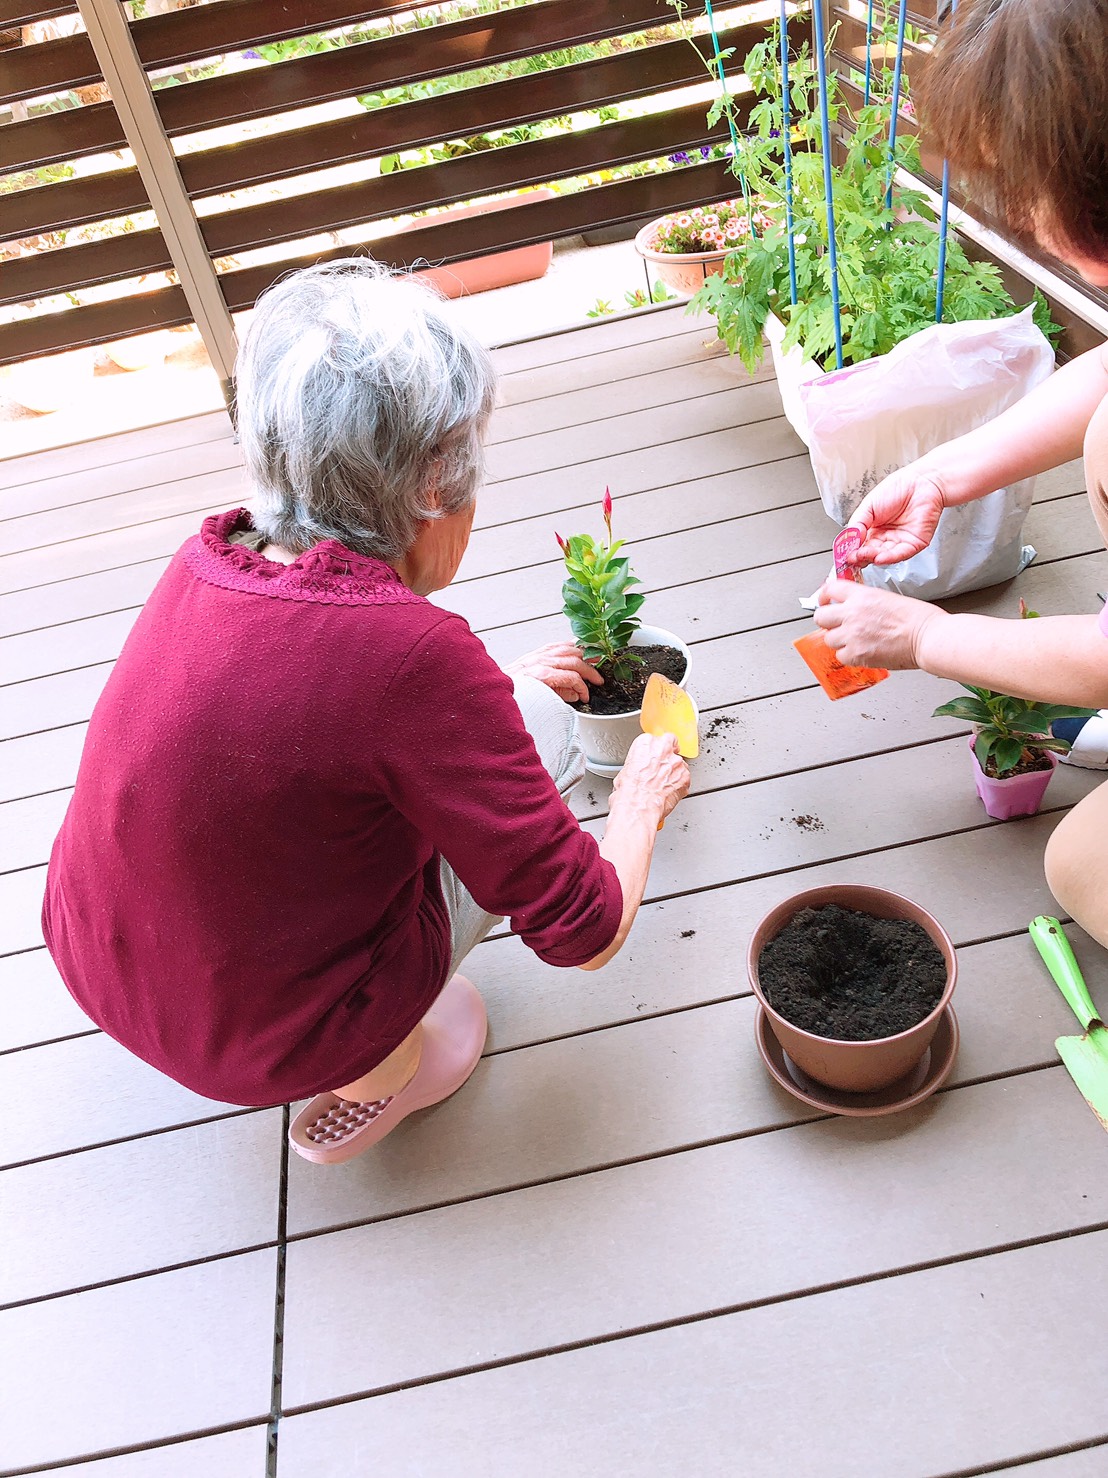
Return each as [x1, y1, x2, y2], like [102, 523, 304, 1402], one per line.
[1029, 916, 1108, 1132]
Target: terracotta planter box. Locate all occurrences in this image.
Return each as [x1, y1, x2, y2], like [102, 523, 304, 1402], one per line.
[748, 883, 958, 1094]
[573, 624, 693, 777]
[398, 189, 555, 299]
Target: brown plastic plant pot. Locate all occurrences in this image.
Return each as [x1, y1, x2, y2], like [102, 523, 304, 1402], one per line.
[747, 884, 958, 1094]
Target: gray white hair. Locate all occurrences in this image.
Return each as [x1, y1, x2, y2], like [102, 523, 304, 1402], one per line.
[235, 259, 497, 561]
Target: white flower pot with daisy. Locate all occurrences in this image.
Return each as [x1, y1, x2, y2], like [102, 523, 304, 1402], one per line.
[634, 201, 771, 297]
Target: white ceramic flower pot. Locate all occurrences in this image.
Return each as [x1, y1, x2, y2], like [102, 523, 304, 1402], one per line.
[105, 330, 172, 372]
[574, 624, 693, 777]
[764, 312, 823, 445]
[634, 220, 733, 298]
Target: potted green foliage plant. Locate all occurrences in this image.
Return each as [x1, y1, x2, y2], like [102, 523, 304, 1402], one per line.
[933, 602, 1098, 819]
[558, 489, 691, 775]
[685, 21, 1059, 600]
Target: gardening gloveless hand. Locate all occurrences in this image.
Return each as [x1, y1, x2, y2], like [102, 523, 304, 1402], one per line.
[848, 465, 948, 568]
[503, 643, 604, 703]
[815, 579, 946, 669]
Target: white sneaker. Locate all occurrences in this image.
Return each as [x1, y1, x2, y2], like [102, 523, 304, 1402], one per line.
[1057, 711, 1108, 769]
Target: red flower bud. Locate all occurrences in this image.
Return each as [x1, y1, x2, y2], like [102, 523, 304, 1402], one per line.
[602, 486, 613, 538]
[555, 531, 567, 553]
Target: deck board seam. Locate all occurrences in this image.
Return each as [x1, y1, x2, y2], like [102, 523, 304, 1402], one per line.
[274, 1219, 1108, 1420]
[0, 1063, 1074, 1315]
[928, 1434, 1108, 1478]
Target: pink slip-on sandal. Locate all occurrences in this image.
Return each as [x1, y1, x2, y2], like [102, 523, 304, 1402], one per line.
[288, 974, 487, 1165]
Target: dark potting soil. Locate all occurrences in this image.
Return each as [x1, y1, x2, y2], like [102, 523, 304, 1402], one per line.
[573, 644, 687, 717]
[759, 904, 947, 1041]
[982, 750, 1053, 779]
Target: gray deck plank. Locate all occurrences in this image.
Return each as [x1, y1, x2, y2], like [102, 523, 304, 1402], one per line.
[277, 1231, 1108, 1478]
[0, 1249, 276, 1473]
[0, 435, 241, 524]
[473, 815, 1086, 1050]
[0, 789, 69, 873]
[285, 928, 1108, 1238]
[0, 945, 93, 1053]
[489, 303, 706, 375]
[0, 410, 231, 492]
[486, 382, 782, 482]
[489, 356, 772, 443]
[280, 1071, 1108, 1408]
[479, 416, 805, 529]
[0, 1109, 282, 1306]
[45, 1427, 271, 1478]
[0, 1029, 255, 1167]
[0, 661, 111, 742]
[0, 466, 247, 562]
[0, 498, 238, 597]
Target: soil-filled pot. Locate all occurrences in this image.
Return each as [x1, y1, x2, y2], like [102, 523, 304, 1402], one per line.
[969, 736, 1058, 820]
[634, 220, 732, 298]
[748, 884, 957, 1093]
[574, 624, 692, 776]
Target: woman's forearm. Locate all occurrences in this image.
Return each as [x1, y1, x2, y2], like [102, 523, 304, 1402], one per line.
[920, 344, 1108, 506]
[578, 791, 662, 971]
[918, 610, 1108, 708]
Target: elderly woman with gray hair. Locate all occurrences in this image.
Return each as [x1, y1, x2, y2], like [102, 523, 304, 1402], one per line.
[43, 262, 689, 1165]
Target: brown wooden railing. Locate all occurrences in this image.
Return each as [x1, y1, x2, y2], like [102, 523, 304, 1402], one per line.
[0, 0, 799, 367]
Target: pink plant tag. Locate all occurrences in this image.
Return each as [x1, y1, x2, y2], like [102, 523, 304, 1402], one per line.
[833, 526, 864, 582]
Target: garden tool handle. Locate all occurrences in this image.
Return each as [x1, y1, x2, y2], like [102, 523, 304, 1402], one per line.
[1029, 916, 1103, 1030]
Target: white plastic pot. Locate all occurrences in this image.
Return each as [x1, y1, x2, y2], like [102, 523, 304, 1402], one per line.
[574, 624, 693, 777]
[105, 330, 172, 372]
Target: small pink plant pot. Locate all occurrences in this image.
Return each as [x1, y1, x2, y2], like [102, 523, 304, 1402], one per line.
[968, 737, 1058, 820]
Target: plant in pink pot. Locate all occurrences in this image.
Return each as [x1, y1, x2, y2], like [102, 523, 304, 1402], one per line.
[933, 684, 1096, 821]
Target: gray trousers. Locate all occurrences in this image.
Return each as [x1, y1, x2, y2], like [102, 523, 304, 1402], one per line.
[439, 676, 586, 975]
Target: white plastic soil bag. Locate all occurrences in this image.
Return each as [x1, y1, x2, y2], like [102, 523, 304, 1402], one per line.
[785, 308, 1056, 601]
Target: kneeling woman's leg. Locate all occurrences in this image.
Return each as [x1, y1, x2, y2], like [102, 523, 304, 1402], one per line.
[1044, 779, 1108, 948]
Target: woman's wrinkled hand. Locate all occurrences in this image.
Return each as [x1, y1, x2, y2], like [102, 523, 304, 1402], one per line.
[814, 579, 945, 670]
[504, 643, 603, 704]
[850, 466, 948, 567]
[612, 732, 691, 824]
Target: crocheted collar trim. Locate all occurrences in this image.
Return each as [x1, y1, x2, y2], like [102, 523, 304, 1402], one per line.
[184, 509, 421, 606]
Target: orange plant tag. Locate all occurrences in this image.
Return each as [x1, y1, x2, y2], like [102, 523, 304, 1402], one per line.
[793, 629, 889, 701]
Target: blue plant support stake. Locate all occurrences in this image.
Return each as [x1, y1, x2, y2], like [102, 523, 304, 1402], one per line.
[812, 0, 844, 367]
[935, 0, 957, 321]
[704, 0, 757, 235]
[779, 0, 798, 305]
[863, 0, 875, 105]
[884, 0, 909, 210]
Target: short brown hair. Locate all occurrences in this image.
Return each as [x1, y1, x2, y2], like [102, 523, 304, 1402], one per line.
[917, 0, 1108, 260]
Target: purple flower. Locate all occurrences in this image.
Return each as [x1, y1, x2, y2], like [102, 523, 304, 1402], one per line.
[699, 144, 712, 159]
[769, 128, 781, 139]
[668, 151, 691, 166]
[242, 48, 262, 60]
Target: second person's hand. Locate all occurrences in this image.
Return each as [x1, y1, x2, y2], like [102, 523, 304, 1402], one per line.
[850, 464, 949, 568]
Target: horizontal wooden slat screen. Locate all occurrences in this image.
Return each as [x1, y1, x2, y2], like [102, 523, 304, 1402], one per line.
[0, 2, 74, 27]
[1, 0, 794, 366]
[828, 0, 1106, 359]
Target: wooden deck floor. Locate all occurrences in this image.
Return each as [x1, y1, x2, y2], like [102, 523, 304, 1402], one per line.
[2, 305, 1108, 1477]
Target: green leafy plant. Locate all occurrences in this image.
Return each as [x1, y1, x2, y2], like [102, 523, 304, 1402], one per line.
[556, 489, 644, 679]
[681, 20, 1060, 374]
[932, 603, 1097, 777]
[586, 298, 615, 318]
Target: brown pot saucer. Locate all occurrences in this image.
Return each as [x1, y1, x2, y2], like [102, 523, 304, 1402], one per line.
[755, 1004, 960, 1118]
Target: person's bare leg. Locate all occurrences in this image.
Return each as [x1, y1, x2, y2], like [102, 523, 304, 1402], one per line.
[1044, 779, 1108, 948]
[333, 1023, 423, 1102]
